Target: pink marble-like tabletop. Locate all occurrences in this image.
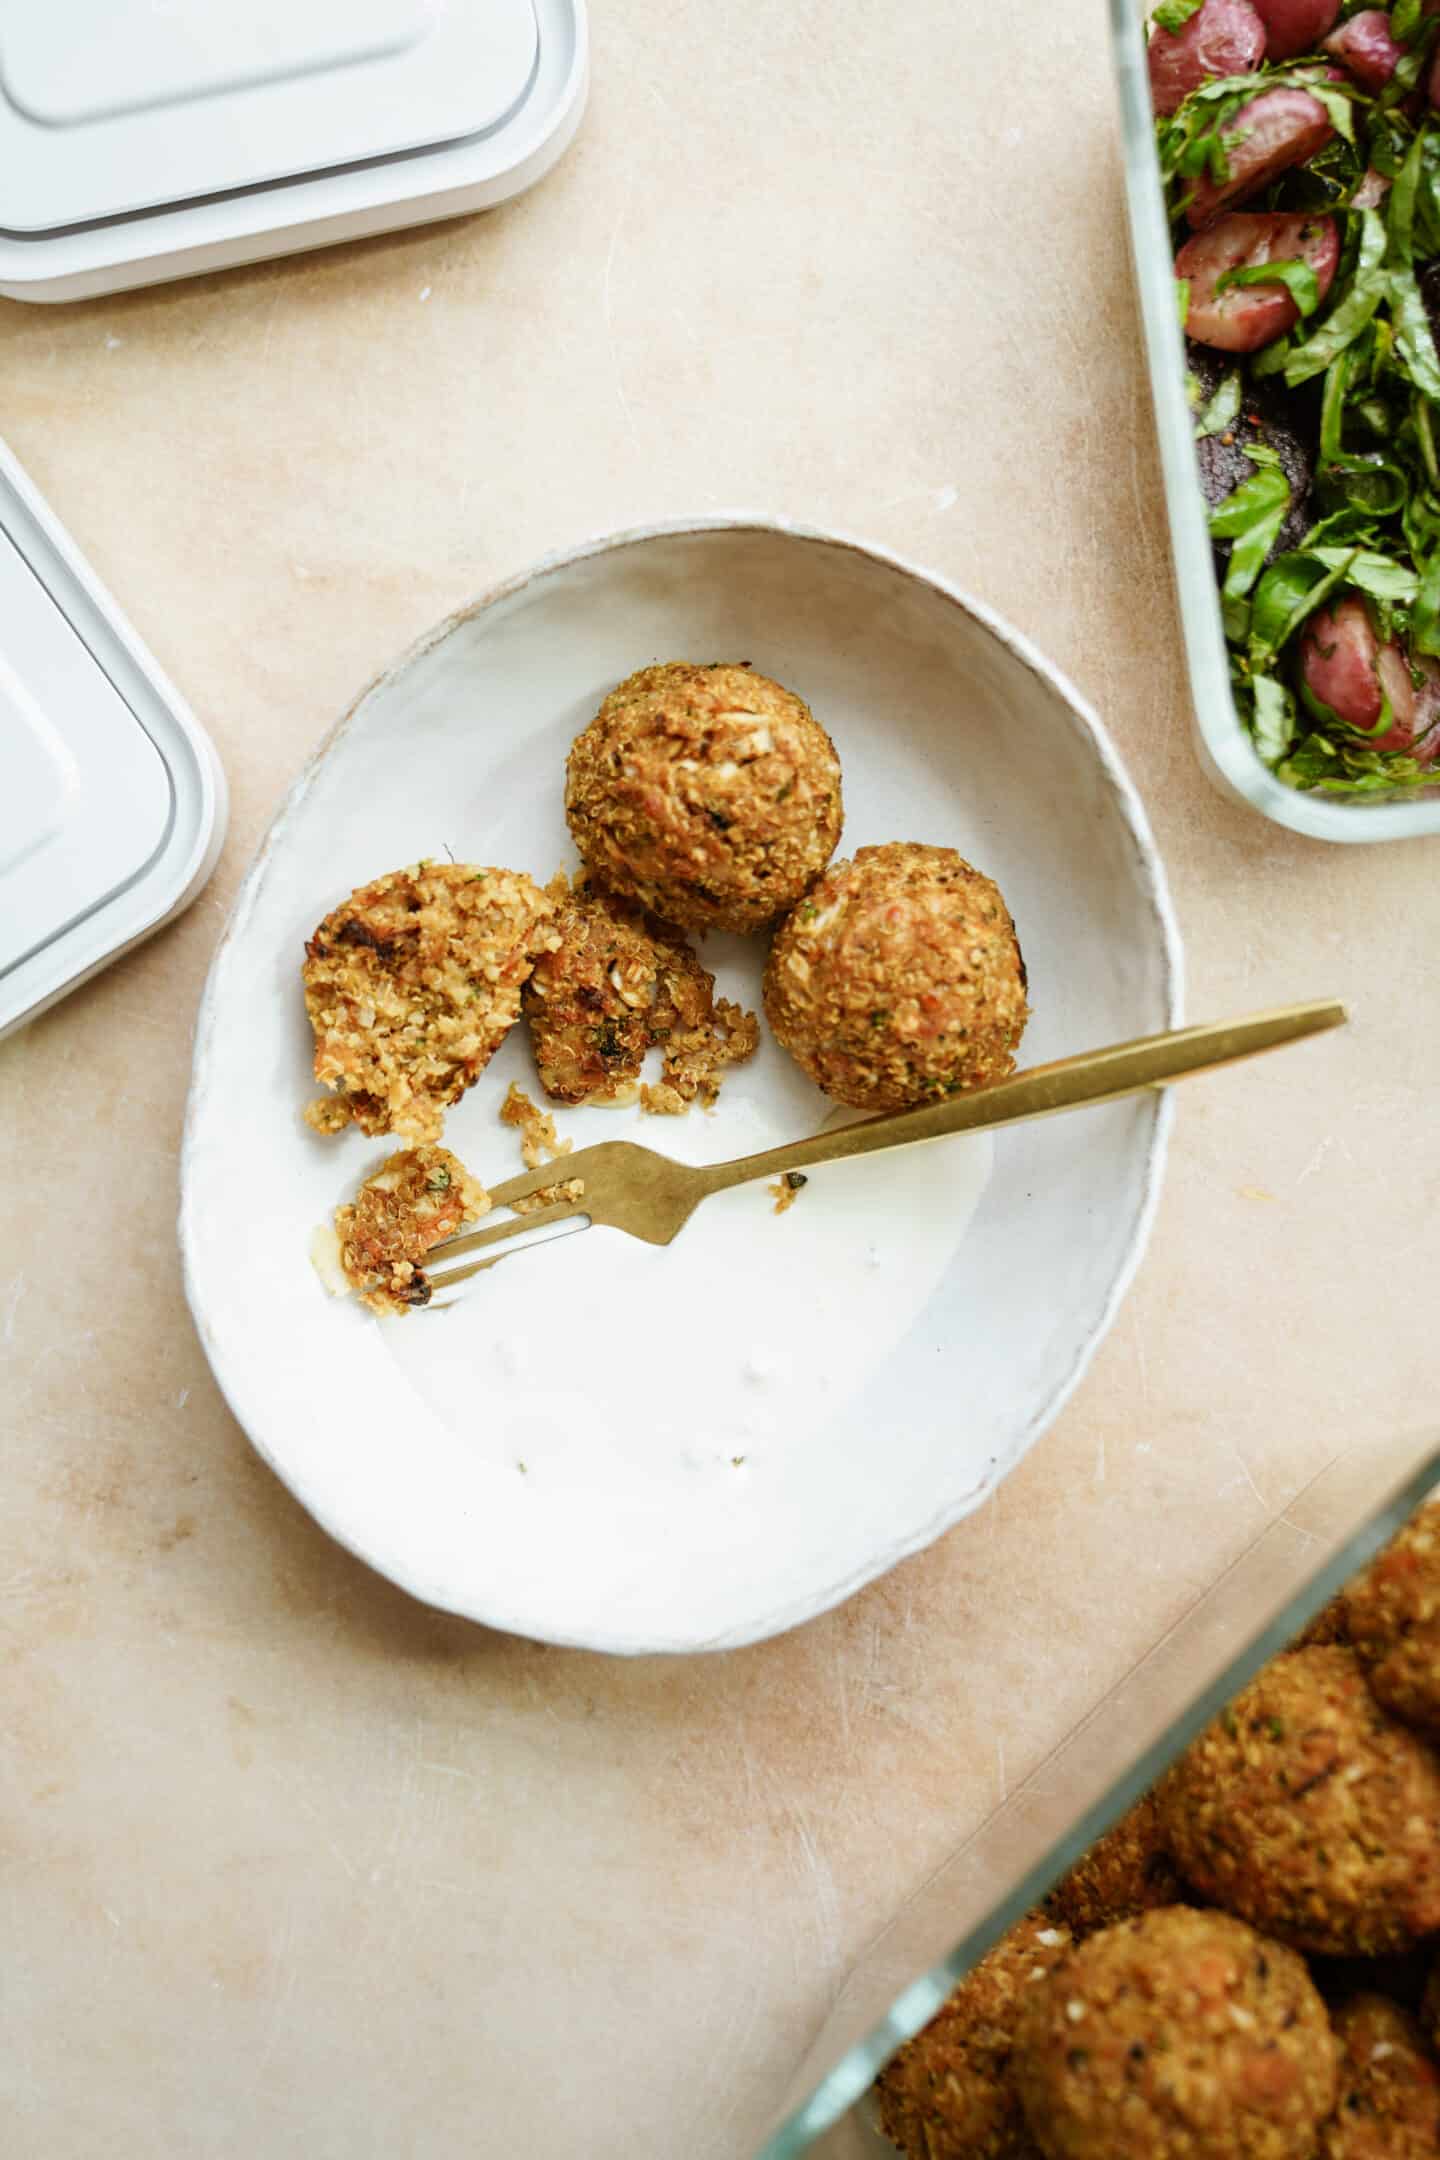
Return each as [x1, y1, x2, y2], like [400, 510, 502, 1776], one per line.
[2, 4, 1433, 2154]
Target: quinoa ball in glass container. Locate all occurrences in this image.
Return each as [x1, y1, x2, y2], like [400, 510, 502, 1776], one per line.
[1343, 1501, 1440, 1738]
[1157, 1648, 1440, 1958]
[1011, 1906, 1337, 2160]
[876, 1913, 1071, 2160]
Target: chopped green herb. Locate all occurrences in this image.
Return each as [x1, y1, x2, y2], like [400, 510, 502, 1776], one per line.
[1195, 367, 1243, 439]
[1215, 258, 1322, 318]
[1209, 460, 1292, 603]
[1152, 0, 1203, 29]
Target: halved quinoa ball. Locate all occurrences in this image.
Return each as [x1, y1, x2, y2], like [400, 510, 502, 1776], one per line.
[1344, 1502, 1440, 1737]
[1011, 1907, 1337, 2160]
[331, 1145, 488, 1315]
[764, 842, 1028, 1111]
[1319, 1995, 1440, 2158]
[1156, 1648, 1440, 1957]
[302, 861, 558, 1142]
[564, 662, 843, 935]
[522, 878, 758, 1113]
[1046, 1796, 1187, 1942]
[875, 1914, 1071, 2160]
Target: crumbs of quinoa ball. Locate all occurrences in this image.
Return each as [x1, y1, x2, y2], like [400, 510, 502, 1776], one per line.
[331, 1145, 488, 1316]
[1011, 1907, 1337, 2160]
[875, 1914, 1070, 2160]
[1318, 1995, 1440, 2160]
[523, 875, 758, 1113]
[501, 1080, 573, 1171]
[764, 842, 1028, 1113]
[1157, 1648, 1440, 1959]
[498, 1085, 585, 1218]
[302, 861, 559, 1143]
[564, 661, 843, 936]
[1343, 1501, 1440, 1739]
[1045, 1795, 1187, 1942]
[511, 1174, 585, 1220]
[768, 1170, 807, 1216]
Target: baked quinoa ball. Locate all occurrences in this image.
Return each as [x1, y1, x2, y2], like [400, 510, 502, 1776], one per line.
[1156, 1648, 1440, 1957]
[302, 861, 558, 1142]
[875, 1914, 1071, 2160]
[1011, 1907, 1337, 2160]
[564, 662, 843, 935]
[522, 878, 758, 1113]
[1344, 1502, 1440, 1737]
[1319, 1995, 1440, 2159]
[1295, 1594, 1352, 1652]
[332, 1145, 488, 1315]
[1046, 1797, 1188, 1942]
[764, 842, 1028, 1112]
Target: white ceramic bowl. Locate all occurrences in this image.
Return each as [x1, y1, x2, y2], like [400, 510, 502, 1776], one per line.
[181, 520, 1182, 1654]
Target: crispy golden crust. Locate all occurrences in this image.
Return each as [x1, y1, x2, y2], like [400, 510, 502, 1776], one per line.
[1046, 1797, 1188, 1942]
[875, 1915, 1070, 2160]
[302, 861, 558, 1142]
[1011, 1908, 1336, 2160]
[1344, 1503, 1440, 1737]
[1318, 1996, 1440, 2159]
[1296, 1595, 1353, 1652]
[523, 879, 758, 1112]
[564, 662, 843, 934]
[763, 842, 1028, 1112]
[334, 1146, 488, 1316]
[1156, 1649, 1440, 1958]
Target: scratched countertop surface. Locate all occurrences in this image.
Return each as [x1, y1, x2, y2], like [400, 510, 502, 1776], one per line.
[2, 5, 1435, 2155]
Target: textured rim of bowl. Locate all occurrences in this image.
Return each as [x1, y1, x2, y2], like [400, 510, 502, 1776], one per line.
[179, 515, 1185, 1654]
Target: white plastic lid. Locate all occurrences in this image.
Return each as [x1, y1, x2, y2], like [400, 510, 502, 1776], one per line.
[0, 533, 171, 974]
[0, 0, 539, 229]
[0, 437, 225, 1038]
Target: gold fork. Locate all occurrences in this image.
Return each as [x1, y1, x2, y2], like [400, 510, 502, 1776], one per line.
[424, 1000, 1347, 1297]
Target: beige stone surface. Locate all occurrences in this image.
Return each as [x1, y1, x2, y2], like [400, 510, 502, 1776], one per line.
[1, 4, 1435, 2154]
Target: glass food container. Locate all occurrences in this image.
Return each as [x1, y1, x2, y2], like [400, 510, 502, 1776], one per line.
[1108, 0, 1440, 843]
[755, 1426, 1440, 2156]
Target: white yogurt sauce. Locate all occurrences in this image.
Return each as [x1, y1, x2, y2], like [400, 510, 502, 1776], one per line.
[382, 1052, 993, 1507]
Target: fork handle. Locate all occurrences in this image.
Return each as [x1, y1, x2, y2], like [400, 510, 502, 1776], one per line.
[694, 1000, 1347, 1196]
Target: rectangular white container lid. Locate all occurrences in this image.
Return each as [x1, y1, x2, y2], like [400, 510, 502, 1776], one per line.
[0, 439, 226, 1038]
[0, 0, 586, 304]
[0, 0, 540, 228]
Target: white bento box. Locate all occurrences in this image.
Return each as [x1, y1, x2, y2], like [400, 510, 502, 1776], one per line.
[0, 0, 587, 303]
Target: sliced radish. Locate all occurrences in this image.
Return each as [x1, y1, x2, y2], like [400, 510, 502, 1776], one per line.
[1149, 0, 1269, 117]
[1179, 211, 1339, 352]
[1186, 88, 1334, 228]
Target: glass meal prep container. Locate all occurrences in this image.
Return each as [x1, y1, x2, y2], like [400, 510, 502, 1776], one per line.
[1109, 0, 1440, 843]
[754, 1425, 1440, 2156]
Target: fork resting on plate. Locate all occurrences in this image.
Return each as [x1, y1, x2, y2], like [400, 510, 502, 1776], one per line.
[423, 999, 1346, 1299]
